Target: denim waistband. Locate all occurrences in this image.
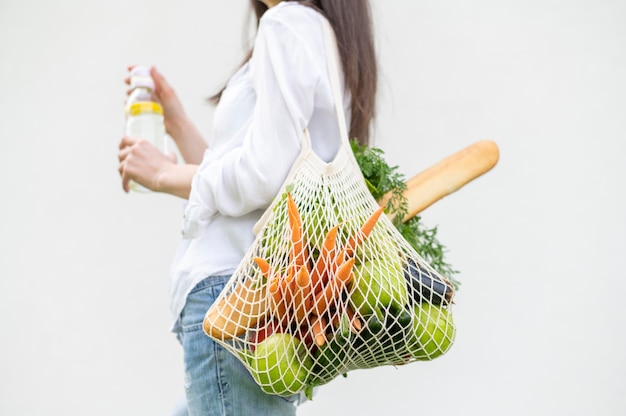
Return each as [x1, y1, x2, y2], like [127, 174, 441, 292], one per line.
[188, 274, 232, 294]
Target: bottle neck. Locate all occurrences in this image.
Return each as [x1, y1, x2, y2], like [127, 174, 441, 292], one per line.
[127, 86, 157, 104]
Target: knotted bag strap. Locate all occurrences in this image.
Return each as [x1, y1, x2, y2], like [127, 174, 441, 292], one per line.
[319, 16, 351, 150]
[253, 15, 354, 234]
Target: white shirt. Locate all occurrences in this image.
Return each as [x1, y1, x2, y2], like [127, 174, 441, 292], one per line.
[169, 2, 350, 330]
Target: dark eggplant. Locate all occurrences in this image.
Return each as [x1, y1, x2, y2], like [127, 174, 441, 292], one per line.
[403, 258, 453, 305]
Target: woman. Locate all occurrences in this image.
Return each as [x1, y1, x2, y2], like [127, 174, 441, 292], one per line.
[118, 0, 377, 414]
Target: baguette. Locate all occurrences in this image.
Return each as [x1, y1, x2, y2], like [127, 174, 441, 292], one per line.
[203, 278, 267, 340]
[378, 140, 499, 222]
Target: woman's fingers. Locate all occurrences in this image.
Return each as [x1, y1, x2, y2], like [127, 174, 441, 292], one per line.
[120, 167, 131, 193]
[118, 144, 132, 163]
[117, 137, 174, 193]
[118, 136, 142, 192]
[151, 66, 173, 99]
[119, 135, 138, 150]
[124, 65, 135, 85]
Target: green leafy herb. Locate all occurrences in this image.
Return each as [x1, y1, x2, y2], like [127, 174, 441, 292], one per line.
[351, 140, 460, 289]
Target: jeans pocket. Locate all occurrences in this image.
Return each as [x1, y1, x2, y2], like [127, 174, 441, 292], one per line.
[180, 275, 231, 332]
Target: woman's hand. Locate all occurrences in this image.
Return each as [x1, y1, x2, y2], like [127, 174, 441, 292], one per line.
[126, 66, 186, 138]
[150, 67, 189, 138]
[118, 135, 177, 193]
[125, 66, 208, 164]
[118, 135, 198, 199]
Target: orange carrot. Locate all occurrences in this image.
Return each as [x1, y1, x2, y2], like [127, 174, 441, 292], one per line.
[280, 268, 295, 307]
[267, 269, 294, 324]
[322, 224, 340, 253]
[287, 193, 307, 267]
[268, 276, 280, 297]
[295, 265, 311, 288]
[273, 302, 288, 325]
[345, 305, 363, 333]
[268, 283, 287, 323]
[311, 315, 328, 347]
[311, 225, 339, 292]
[345, 206, 386, 257]
[331, 248, 347, 276]
[312, 281, 337, 316]
[312, 259, 354, 317]
[292, 266, 313, 323]
[334, 257, 355, 286]
[253, 257, 271, 279]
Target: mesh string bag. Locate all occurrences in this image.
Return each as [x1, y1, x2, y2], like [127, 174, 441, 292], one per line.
[203, 17, 456, 398]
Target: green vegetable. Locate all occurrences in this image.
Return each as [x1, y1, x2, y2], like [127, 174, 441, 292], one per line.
[250, 333, 313, 396]
[349, 255, 408, 317]
[406, 303, 455, 360]
[351, 140, 460, 289]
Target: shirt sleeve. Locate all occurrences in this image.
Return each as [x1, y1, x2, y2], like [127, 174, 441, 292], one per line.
[182, 13, 323, 238]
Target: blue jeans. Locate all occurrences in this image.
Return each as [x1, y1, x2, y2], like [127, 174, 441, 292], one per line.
[172, 275, 299, 416]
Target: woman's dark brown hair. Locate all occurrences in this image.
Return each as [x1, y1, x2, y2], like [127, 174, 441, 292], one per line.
[214, 0, 377, 145]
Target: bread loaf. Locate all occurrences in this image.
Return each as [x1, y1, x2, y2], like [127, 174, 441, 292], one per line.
[378, 140, 499, 222]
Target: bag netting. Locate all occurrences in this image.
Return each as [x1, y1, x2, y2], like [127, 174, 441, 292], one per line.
[202, 17, 455, 398]
[202, 139, 456, 397]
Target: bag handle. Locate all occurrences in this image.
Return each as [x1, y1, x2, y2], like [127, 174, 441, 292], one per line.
[320, 17, 351, 150]
[252, 17, 355, 235]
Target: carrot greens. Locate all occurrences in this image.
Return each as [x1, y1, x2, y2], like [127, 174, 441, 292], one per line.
[351, 140, 460, 289]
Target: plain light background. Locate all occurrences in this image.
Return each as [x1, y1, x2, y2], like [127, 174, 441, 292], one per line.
[1, 0, 625, 415]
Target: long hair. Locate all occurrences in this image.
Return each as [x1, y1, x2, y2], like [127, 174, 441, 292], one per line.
[213, 0, 377, 145]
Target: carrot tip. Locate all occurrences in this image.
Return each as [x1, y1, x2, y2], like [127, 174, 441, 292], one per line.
[315, 335, 326, 347]
[253, 257, 271, 275]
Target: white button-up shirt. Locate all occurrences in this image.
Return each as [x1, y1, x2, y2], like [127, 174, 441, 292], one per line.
[169, 2, 350, 330]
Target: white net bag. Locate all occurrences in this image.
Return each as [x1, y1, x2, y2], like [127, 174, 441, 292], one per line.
[203, 17, 456, 398]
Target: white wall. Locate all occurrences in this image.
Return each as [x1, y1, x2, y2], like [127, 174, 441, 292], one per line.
[1, 1, 624, 415]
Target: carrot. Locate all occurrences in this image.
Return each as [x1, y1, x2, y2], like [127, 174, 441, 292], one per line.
[311, 225, 339, 292]
[266, 269, 293, 324]
[295, 265, 311, 288]
[268, 275, 281, 301]
[345, 305, 363, 333]
[280, 268, 294, 307]
[268, 280, 287, 323]
[311, 315, 328, 347]
[331, 248, 347, 276]
[272, 301, 288, 325]
[253, 257, 271, 279]
[292, 266, 313, 323]
[345, 206, 386, 257]
[322, 224, 340, 253]
[287, 193, 307, 268]
[312, 281, 338, 317]
[293, 296, 313, 324]
[334, 257, 355, 286]
[312, 258, 354, 316]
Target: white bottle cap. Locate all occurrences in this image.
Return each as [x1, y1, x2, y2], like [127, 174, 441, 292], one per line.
[129, 66, 155, 90]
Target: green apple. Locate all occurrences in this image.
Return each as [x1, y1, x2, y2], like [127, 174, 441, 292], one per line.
[302, 199, 344, 254]
[302, 205, 327, 253]
[407, 303, 455, 360]
[349, 253, 408, 317]
[250, 333, 313, 396]
[262, 206, 289, 261]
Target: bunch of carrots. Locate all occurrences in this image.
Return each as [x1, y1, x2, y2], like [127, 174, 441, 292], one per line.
[251, 193, 385, 349]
